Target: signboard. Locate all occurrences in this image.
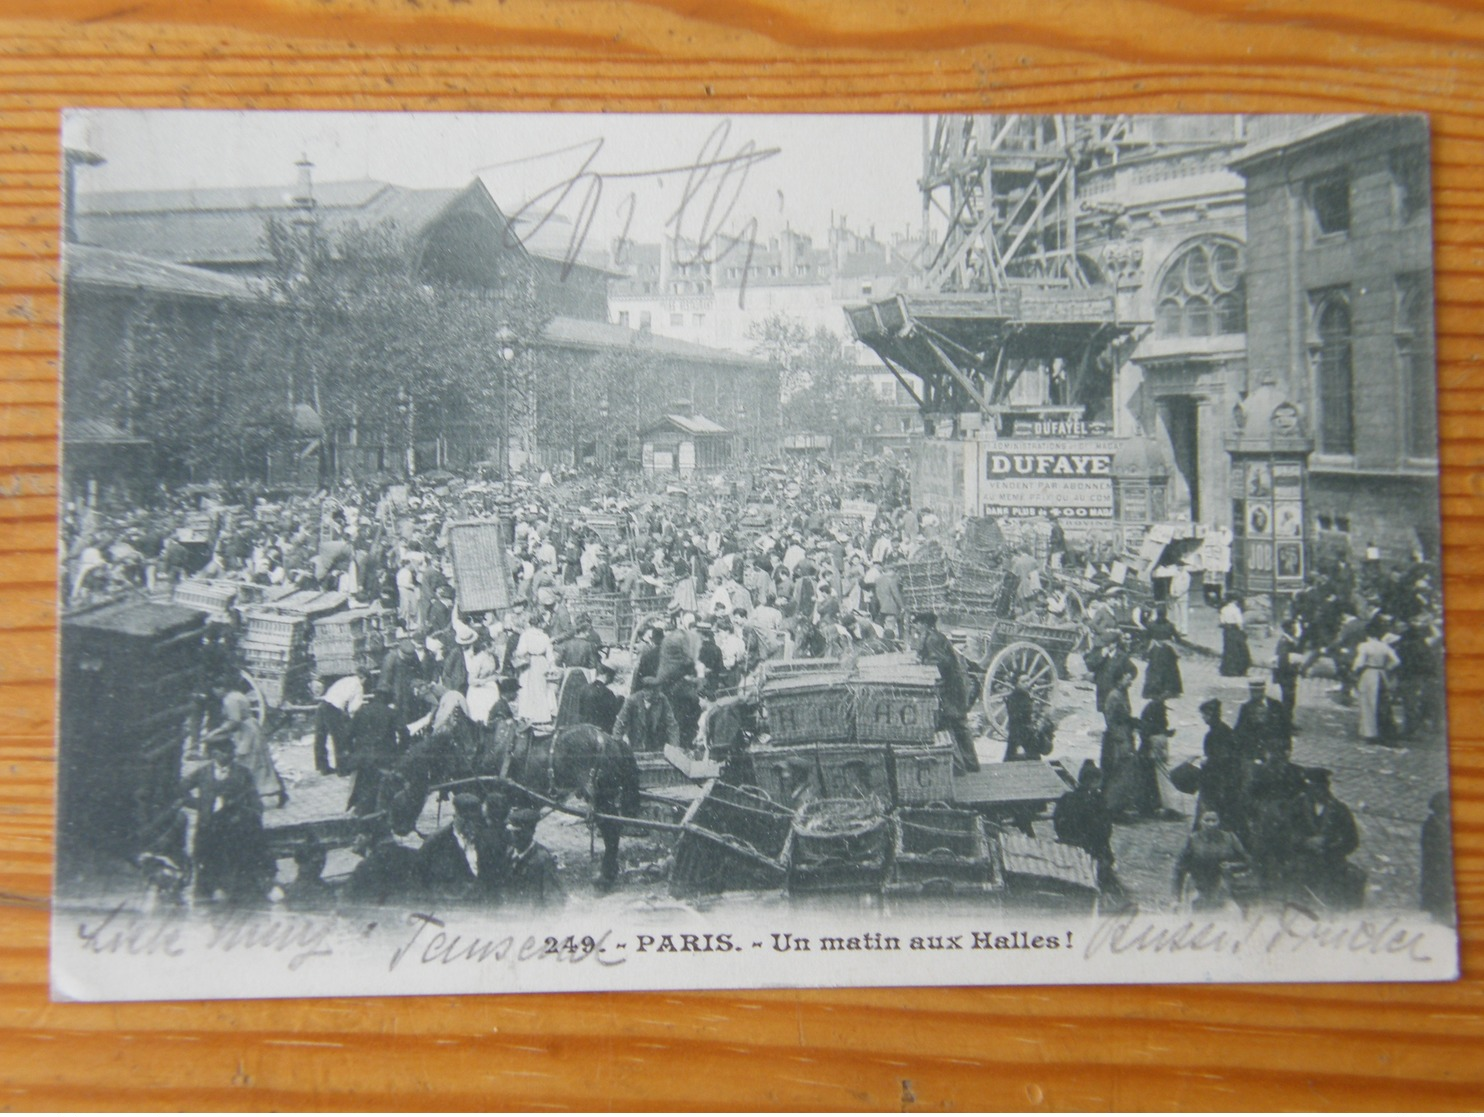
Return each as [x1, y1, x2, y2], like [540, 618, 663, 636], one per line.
[446, 520, 515, 613]
[979, 439, 1119, 519]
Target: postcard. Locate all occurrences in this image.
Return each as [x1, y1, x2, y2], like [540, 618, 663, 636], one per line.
[52, 110, 1454, 1000]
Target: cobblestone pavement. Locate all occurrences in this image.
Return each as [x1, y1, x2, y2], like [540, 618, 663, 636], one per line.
[996, 637, 1449, 914]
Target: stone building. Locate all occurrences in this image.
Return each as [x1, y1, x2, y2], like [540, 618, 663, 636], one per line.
[1231, 114, 1437, 560]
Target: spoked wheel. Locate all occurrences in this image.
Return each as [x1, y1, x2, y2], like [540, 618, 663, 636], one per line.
[236, 670, 270, 727]
[982, 641, 1057, 740]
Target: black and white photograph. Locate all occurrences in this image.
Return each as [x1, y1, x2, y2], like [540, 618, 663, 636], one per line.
[53, 111, 1456, 1001]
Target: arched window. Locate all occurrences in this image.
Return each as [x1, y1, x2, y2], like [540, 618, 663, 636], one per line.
[1313, 291, 1354, 455]
[1154, 239, 1245, 338]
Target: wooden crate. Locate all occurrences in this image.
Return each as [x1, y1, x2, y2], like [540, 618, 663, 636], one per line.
[669, 783, 793, 897]
[890, 735, 957, 804]
[886, 807, 1001, 897]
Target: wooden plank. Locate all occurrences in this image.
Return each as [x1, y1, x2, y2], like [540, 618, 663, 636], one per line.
[1, 0, 1483, 1110]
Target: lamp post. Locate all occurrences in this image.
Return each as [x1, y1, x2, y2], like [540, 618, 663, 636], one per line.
[495, 326, 515, 479]
[598, 391, 610, 468]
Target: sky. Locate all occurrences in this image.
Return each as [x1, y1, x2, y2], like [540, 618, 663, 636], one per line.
[64, 110, 926, 250]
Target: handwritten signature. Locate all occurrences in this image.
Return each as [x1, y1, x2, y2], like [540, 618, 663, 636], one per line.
[499, 120, 779, 307]
[1083, 904, 1436, 964]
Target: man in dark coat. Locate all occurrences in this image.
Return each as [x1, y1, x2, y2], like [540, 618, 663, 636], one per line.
[1094, 631, 1133, 714]
[578, 662, 624, 734]
[1003, 676, 1037, 762]
[181, 736, 272, 902]
[343, 817, 421, 905]
[1234, 679, 1290, 761]
[346, 685, 410, 816]
[1292, 769, 1363, 910]
[913, 610, 979, 773]
[417, 792, 505, 903]
[554, 614, 601, 670]
[614, 676, 679, 753]
[502, 808, 566, 908]
[380, 634, 426, 723]
[1195, 697, 1243, 834]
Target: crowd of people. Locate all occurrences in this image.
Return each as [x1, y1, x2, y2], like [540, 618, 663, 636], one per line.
[64, 451, 1448, 920]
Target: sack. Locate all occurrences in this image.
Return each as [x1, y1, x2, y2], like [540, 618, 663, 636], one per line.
[1034, 719, 1056, 758]
[1168, 758, 1204, 795]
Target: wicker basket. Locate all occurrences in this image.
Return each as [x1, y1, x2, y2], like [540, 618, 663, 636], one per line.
[890, 736, 958, 804]
[851, 680, 938, 744]
[670, 783, 793, 897]
[886, 807, 1001, 897]
[750, 743, 894, 807]
[787, 797, 890, 895]
[761, 677, 856, 745]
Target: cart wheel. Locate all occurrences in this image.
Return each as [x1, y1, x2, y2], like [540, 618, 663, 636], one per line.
[982, 641, 1057, 739]
[1063, 587, 1087, 621]
[237, 670, 269, 727]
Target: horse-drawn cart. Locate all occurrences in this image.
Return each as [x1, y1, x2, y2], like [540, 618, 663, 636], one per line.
[891, 550, 1090, 739]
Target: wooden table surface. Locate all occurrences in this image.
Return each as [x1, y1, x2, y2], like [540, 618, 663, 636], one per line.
[3, 1, 1484, 1109]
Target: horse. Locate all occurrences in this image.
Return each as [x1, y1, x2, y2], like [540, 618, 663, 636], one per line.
[384, 689, 642, 888]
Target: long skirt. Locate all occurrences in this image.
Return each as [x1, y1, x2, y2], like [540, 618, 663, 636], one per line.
[1357, 667, 1388, 739]
[1220, 624, 1252, 677]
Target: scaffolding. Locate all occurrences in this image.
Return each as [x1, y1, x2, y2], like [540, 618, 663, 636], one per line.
[847, 115, 1151, 432]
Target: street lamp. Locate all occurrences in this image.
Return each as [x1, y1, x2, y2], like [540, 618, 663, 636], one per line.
[495, 326, 515, 478]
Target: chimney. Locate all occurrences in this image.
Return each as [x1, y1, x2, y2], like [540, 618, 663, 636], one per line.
[291, 154, 316, 212]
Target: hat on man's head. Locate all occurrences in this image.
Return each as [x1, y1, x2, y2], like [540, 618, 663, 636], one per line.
[536, 587, 557, 607]
[1247, 677, 1267, 692]
[508, 807, 541, 828]
[912, 610, 938, 626]
[453, 617, 479, 646]
[452, 792, 483, 817]
[1199, 697, 1222, 717]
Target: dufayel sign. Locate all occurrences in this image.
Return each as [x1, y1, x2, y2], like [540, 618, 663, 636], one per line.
[979, 439, 1120, 519]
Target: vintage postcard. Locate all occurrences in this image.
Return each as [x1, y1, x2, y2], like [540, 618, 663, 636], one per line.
[52, 110, 1455, 1001]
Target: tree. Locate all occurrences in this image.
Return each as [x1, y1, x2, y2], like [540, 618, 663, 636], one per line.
[259, 217, 553, 477]
[747, 314, 877, 449]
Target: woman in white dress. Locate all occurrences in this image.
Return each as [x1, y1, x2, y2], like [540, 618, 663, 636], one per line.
[512, 614, 557, 724]
[1353, 625, 1401, 741]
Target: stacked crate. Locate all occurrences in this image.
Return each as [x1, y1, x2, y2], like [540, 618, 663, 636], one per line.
[886, 806, 1002, 897]
[787, 797, 891, 894]
[172, 577, 266, 620]
[310, 605, 386, 679]
[670, 783, 794, 896]
[241, 591, 346, 706]
[896, 554, 951, 614]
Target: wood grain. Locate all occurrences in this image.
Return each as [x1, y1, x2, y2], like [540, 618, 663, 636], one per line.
[4, 0, 1484, 1108]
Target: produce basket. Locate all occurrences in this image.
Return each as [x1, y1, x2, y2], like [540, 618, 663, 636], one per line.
[669, 783, 793, 896]
[890, 734, 958, 804]
[886, 806, 1001, 897]
[786, 797, 890, 895]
